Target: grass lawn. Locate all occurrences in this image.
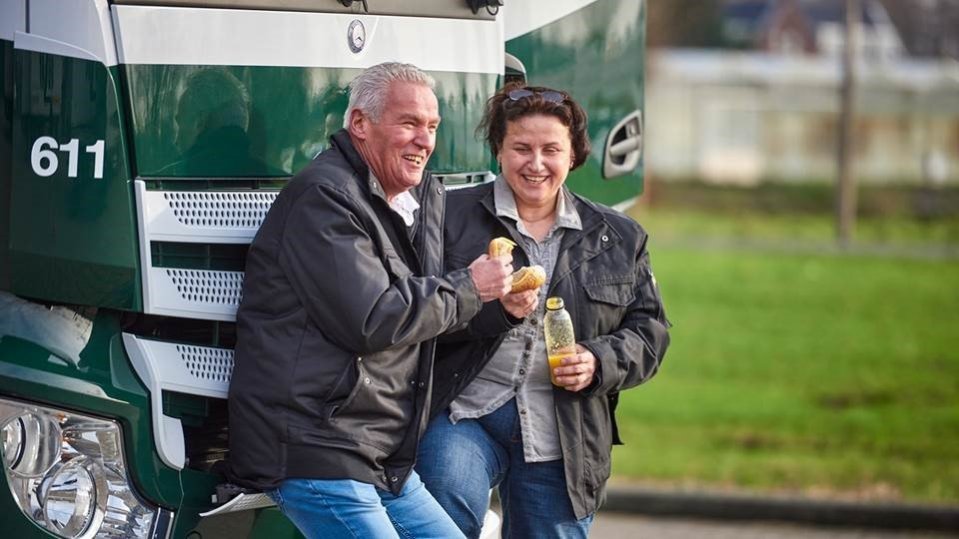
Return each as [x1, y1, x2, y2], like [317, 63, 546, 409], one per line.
[632, 206, 959, 249]
[609, 207, 959, 504]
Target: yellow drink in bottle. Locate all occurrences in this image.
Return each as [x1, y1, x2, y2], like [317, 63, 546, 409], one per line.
[543, 297, 575, 386]
[548, 353, 573, 386]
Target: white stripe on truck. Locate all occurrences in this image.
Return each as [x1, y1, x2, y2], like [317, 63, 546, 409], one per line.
[112, 5, 504, 73]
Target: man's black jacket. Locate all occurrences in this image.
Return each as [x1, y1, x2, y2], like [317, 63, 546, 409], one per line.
[227, 130, 481, 494]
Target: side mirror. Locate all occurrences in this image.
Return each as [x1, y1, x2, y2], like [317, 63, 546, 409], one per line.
[504, 52, 526, 86]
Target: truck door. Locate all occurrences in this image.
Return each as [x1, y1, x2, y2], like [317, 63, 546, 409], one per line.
[504, 0, 646, 210]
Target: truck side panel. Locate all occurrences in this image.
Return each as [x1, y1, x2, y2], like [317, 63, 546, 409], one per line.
[9, 49, 140, 309]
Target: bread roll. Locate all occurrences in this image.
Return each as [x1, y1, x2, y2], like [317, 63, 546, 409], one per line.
[510, 265, 546, 293]
[488, 237, 517, 258]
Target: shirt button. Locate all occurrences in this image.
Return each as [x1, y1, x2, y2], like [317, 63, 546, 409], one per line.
[364, 377, 371, 384]
[418, 382, 425, 388]
[390, 476, 399, 483]
[520, 409, 527, 415]
[357, 357, 363, 362]
[602, 234, 609, 242]
[519, 368, 526, 375]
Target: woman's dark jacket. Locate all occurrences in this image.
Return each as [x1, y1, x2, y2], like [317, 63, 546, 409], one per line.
[227, 130, 481, 494]
[431, 182, 670, 519]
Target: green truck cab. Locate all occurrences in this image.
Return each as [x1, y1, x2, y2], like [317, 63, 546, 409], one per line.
[0, 1, 646, 537]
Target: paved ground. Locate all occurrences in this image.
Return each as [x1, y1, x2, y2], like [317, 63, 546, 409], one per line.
[590, 512, 959, 538]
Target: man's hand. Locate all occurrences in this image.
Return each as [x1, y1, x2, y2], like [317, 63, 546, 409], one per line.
[469, 254, 513, 302]
[552, 344, 597, 392]
[501, 289, 539, 319]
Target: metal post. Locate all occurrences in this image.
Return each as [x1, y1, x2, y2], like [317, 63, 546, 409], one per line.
[836, 0, 860, 247]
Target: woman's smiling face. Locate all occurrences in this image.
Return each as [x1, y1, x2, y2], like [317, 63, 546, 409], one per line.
[499, 114, 573, 215]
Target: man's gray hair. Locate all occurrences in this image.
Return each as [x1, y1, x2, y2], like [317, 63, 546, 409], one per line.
[343, 62, 436, 128]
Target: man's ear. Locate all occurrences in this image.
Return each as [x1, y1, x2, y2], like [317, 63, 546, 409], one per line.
[347, 109, 368, 140]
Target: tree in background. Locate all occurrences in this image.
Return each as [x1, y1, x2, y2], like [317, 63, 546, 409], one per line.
[647, 0, 725, 49]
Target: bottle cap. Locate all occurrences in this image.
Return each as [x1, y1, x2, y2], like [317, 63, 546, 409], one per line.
[546, 297, 564, 310]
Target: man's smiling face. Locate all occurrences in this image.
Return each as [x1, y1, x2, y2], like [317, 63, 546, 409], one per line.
[352, 81, 440, 200]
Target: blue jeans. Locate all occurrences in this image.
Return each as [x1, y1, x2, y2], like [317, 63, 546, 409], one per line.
[266, 470, 464, 539]
[416, 399, 593, 539]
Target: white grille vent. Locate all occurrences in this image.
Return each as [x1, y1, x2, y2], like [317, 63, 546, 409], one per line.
[166, 269, 244, 305]
[142, 268, 244, 321]
[135, 180, 277, 244]
[134, 180, 276, 321]
[122, 334, 235, 470]
[163, 191, 274, 229]
[177, 344, 234, 384]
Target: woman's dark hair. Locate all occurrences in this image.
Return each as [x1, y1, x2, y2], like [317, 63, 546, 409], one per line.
[478, 82, 590, 170]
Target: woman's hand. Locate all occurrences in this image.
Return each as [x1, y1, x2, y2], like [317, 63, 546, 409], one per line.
[501, 289, 539, 319]
[552, 344, 597, 392]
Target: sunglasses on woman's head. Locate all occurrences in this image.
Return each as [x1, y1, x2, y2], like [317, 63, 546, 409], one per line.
[507, 89, 566, 104]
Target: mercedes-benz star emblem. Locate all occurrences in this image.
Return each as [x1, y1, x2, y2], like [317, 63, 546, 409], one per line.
[348, 20, 366, 53]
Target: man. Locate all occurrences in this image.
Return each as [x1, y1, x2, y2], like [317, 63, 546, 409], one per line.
[227, 62, 514, 538]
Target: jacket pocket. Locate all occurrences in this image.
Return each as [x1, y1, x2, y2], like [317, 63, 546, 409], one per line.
[588, 455, 612, 488]
[582, 275, 635, 307]
[583, 398, 614, 489]
[325, 357, 363, 420]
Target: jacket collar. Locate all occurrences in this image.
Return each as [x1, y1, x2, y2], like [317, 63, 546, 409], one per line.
[329, 128, 430, 208]
[330, 128, 371, 185]
[479, 182, 603, 236]
[491, 176, 582, 232]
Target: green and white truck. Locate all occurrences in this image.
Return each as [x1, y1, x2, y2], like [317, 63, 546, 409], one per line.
[0, 1, 646, 537]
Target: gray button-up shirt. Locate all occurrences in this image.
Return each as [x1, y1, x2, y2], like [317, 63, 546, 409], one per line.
[448, 176, 582, 462]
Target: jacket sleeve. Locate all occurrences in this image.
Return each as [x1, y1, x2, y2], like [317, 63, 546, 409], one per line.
[277, 184, 482, 355]
[439, 300, 522, 342]
[438, 223, 522, 342]
[579, 237, 670, 397]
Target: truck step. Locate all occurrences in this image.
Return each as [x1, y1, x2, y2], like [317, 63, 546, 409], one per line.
[200, 492, 275, 517]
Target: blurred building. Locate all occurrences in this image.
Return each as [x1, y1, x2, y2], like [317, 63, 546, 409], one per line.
[880, 0, 959, 61]
[722, 0, 905, 60]
[646, 0, 959, 186]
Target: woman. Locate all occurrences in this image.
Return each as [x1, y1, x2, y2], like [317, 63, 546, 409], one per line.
[417, 83, 671, 538]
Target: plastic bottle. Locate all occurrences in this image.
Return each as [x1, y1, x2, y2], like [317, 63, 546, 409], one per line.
[543, 297, 576, 386]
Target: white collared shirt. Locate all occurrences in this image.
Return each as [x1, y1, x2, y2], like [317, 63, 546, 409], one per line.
[389, 190, 420, 227]
[370, 171, 420, 227]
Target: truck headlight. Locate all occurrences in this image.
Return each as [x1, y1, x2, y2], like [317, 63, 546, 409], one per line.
[0, 398, 158, 538]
